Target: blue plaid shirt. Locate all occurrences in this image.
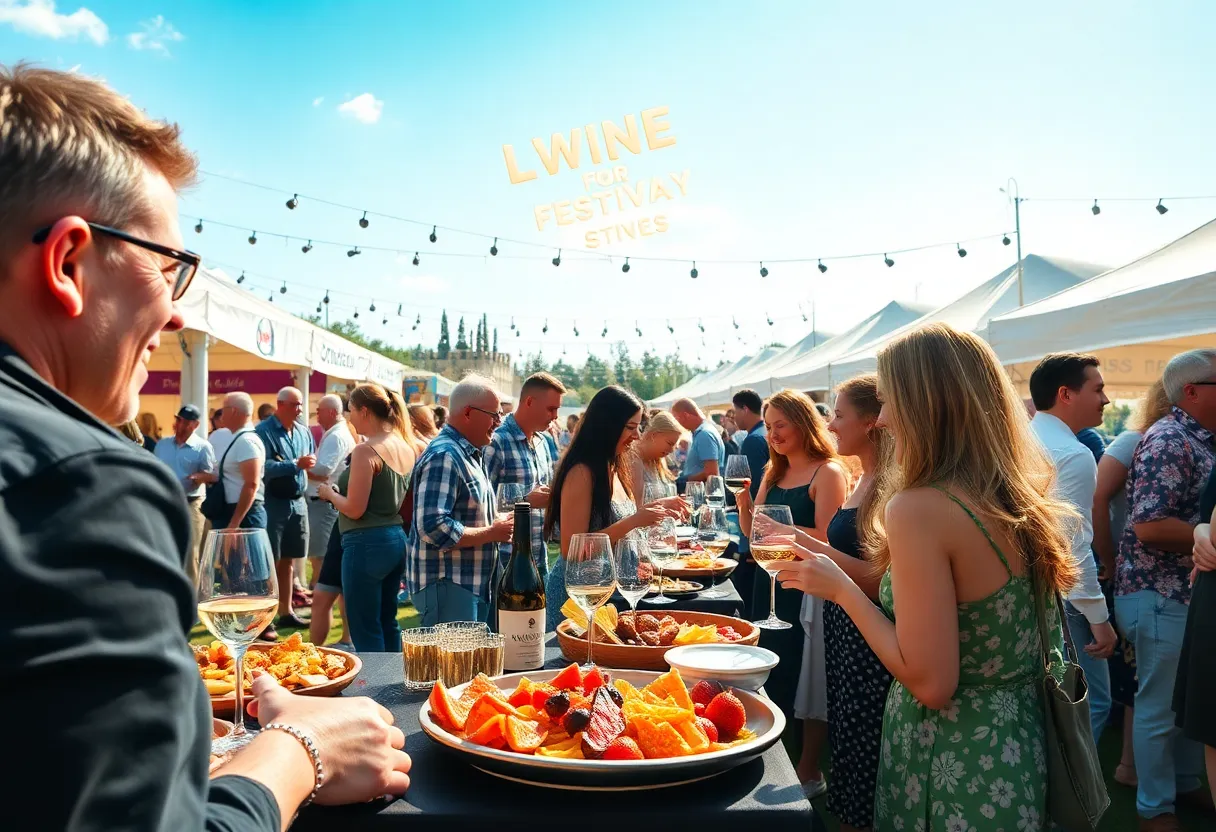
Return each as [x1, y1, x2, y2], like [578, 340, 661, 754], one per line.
[483, 413, 553, 575]
[405, 424, 497, 597]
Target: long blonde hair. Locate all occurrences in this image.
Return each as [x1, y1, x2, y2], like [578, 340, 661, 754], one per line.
[1133, 378, 1172, 433]
[834, 374, 895, 559]
[638, 410, 681, 483]
[872, 323, 1078, 594]
[136, 412, 160, 440]
[760, 389, 838, 493]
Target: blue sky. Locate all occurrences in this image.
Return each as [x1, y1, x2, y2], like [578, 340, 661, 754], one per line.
[3, 0, 1214, 369]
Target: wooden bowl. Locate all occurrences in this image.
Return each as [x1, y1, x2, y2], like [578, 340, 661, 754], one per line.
[208, 643, 362, 715]
[555, 610, 759, 670]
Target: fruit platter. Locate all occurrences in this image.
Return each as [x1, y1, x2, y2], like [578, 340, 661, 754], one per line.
[554, 601, 758, 670]
[420, 662, 784, 789]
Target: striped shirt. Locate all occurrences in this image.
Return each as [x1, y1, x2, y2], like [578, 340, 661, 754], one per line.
[405, 424, 497, 597]
[483, 413, 553, 575]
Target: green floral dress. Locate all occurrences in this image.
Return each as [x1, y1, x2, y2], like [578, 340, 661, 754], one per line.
[874, 494, 1065, 832]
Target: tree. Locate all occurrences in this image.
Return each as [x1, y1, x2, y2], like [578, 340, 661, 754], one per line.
[1103, 403, 1132, 437]
[437, 310, 451, 358]
[455, 316, 469, 351]
[493, 327, 498, 354]
[480, 314, 490, 354]
[523, 352, 549, 377]
[549, 359, 581, 392]
[612, 342, 634, 388]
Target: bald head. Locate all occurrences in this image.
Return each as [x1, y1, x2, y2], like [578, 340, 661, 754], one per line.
[221, 392, 253, 431]
[317, 394, 344, 430]
[671, 398, 705, 432]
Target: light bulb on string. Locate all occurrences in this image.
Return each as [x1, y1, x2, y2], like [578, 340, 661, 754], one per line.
[353, 308, 360, 320]
[635, 321, 643, 337]
[602, 321, 608, 338]
[286, 194, 299, 210]
[698, 319, 705, 333]
[690, 261, 698, 279]
[397, 303, 403, 316]
[412, 314, 420, 330]
[817, 259, 827, 274]
[621, 258, 630, 273]
[767, 313, 774, 326]
[884, 253, 895, 268]
[347, 246, 361, 257]
[552, 249, 561, 267]
[429, 225, 437, 243]
[301, 240, 313, 253]
[194, 220, 203, 234]
[1002, 234, 1011, 246]
[759, 262, 768, 278]
[490, 237, 498, 256]
[237, 271, 246, 284]
[957, 244, 967, 258]
[509, 316, 516, 330]
[359, 211, 369, 229]
[800, 305, 808, 322]
[268, 293, 274, 303]
[1091, 199, 1101, 216]
[1156, 199, 1168, 215]
[732, 316, 740, 330]
[412, 252, 420, 266]
[573, 323, 580, 337]
[248, 231, 257, 245]
[316, 305, 322, 314]
[382, 315, 388, 325]
[667, 320, 674, 334]
[279, 281, 287, 294]
[542, 319, 549, 334]
[370, 300, 376, 312]
[323, 290, 330, 304]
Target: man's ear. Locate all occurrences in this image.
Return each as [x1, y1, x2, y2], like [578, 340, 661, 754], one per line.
[40, 218, 93, 318]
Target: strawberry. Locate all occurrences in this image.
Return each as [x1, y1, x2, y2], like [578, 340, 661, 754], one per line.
[602, 736, 644, 761]
[704, 691, 747, 741]
[696, 716, 719, 743]
[693, 702, 706, 718]
[690, 680, 726, 707]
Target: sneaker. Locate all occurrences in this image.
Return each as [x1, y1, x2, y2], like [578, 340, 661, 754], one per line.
[801, 776, 828, 800]
[1138, 814, 1180, 832]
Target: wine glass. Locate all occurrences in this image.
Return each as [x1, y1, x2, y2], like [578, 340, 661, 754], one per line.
[645, 516, 679, 605]
[197, 528, 279, 753]
[695, 505, 731, 599]
[724, 455, 752, 496]
[644, 482, 675, 505]
[686, 480, 705, 511]
[750, 504, 796, 630]
[705, 475, 725, 506]
[613, 533, 653, 630]
[496, 483, 526, 515]
[565, 533, 616, 669]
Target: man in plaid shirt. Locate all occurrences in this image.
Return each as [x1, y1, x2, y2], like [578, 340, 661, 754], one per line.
[406, 375, 514, 625]
[484, 372, 565, 579]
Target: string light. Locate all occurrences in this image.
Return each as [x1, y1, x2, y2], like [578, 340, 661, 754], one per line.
[732, 317, 739, 330]
[353, 308, 359, 319]
[268, 293, 274, 302]
[1002, 234, 1011, 246]
[412, 252, 420, 266]
[884, 253, 895, 268]
[1156, 199, 1168, 215]
[382, 315, 388, 325]
[759, 262, 768, 278]
[347, 246, 361, 257]
[301, 240, 313, 253]
[369, 300, 376, 312]
[279, 281, 287, 294]
[767, 313, 774, 326]
[237, 271, 245, 284]
[286, 194, 299, 210]
[323, 290, 330, 304]
[602, 322, 608, 338]
[956, 243, 967, 258]
[635, 321, 643, 337]
[542, 319, 549, 334]
[667, 320, 675, 334]
[818, 259, 827, 273]
[573, 323, 580, 337]
[690, 261, 698, 279]
[698, 319, 705, 333]
[429, 225, 437, 243]
[412, 314, 420, 330]
[397, 303, 403, 316]
[622, 258, 630, 273]
[194, 220, 203, 233]
[490, 237, 498, 256]
[1091, 199, 1101, 216]
[552, 249, 561, 267]
[510, 316, 516, 330]
[359, 211, 369, 229]
[248, 231, 257, 245]
[316, 304, 322, 314]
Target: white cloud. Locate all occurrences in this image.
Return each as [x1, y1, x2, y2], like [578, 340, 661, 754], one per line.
[126, 14, 182, 56]
[0, 0, 108, 44]
[338, 93, 383, 125]
[397, 273, 447, 294]
[312, 96, 324, 107]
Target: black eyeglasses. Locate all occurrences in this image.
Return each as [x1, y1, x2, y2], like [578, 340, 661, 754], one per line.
[468, 405, 502, 424]
[1192, 381, 1216, 387]
[32, 222, 199, 302]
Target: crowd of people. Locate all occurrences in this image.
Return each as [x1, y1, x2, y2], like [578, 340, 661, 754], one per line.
[3, 63, 1216, 832]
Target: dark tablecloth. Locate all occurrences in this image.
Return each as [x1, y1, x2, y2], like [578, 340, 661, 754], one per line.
[292, 639, 818, 832]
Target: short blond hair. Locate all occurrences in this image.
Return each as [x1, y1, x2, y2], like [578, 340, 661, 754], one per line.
[0, 63, 198, 266]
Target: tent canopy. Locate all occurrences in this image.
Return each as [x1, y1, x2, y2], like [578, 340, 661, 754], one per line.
[692, 332, 839, 407]
[820, 254, 1107, 389]
[987, 218, 1216, 365]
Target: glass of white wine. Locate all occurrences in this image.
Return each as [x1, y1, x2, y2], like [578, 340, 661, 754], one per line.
[565, 533, 616, 669]
[750, 504, 797, 630]
[197, 528, 278, 753]
[686, 480, 705, 511]
[613, 532, 653, 631]
[645, 516, 679, 606]
[695, 505, 731, 599]
[724, 455, 752, 496]
[705, 475, 725, 506]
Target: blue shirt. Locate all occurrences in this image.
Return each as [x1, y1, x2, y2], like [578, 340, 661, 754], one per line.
[739, 421, 770, 499]
[683, 419, 725, 479]
[406, 424, 497, 598]
[254, 416, 314, 503]
[483, 414, 554, 575]
[153, 433, 216, 499]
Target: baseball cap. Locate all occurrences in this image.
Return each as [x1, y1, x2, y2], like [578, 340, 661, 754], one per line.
[177, 405, 202, 421]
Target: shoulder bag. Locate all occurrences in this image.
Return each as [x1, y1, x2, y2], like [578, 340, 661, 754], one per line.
[201, 429, 255, 525]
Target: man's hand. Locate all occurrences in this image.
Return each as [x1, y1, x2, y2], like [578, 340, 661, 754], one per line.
[488, 515, 515, 543]
[296, 454, 317, 471]
[526, 486, 550, 510]
[1085, 621, 1118, 660]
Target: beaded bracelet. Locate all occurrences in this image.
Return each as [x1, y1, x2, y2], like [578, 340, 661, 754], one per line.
[263, 723, 325, 807]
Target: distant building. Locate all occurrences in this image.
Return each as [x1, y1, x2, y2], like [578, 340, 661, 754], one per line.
[407, 350, 520, 399]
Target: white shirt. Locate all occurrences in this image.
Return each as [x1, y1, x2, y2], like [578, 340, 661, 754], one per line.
[1030, 412, 1107, 624]
[220, 425, 266, 503]
[209, 427, 234, 461]
[306, 419, 357, 497]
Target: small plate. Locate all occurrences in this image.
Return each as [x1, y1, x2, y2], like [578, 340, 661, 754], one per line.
[645, 579, 703, 597]
[664, 644, 780, 691]
[662, 558, 738, 580]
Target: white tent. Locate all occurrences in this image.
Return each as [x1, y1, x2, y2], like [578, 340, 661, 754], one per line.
[818, 254, 1107, 390]
[767, 301, 932, 392]
[692, 333, 837, 407]
[987, 217, 1216, 366]
[649, 358, 756, 407]
[648, 369, 711, 407]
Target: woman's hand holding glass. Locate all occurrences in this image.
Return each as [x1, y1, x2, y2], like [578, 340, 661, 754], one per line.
[774, 541, 851, 604]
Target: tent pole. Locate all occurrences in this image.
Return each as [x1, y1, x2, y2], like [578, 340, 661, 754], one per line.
[1015, 194, 1024, 307]
[183, 330, 209, 437]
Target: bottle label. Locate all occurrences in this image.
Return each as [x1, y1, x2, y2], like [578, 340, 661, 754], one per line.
[499, 610, 545, 671]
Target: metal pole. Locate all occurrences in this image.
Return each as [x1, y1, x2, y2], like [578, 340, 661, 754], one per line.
[1015, 196, 1024, 307]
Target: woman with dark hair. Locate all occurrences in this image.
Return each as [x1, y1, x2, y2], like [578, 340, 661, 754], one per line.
[542, 386, 670, 630]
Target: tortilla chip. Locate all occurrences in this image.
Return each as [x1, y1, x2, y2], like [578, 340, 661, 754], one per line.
[643, 668, 694, 711]
[632, 717, 694, 758]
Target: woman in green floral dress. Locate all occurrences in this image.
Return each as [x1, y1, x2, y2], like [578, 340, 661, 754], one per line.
[774, 323, 1073, 832]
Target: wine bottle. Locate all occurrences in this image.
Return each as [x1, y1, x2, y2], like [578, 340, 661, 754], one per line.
[497, 502, 546, 671]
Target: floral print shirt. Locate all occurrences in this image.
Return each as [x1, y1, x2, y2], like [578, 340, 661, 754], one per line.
[1116, 407, 1215, 604]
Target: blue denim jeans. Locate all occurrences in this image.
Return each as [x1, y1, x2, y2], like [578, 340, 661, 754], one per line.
[340, 525, 406, 653]
[411, 578, 487, 627]
[1065, 602, 1112, 744]
[1114, 590, 1204, 818]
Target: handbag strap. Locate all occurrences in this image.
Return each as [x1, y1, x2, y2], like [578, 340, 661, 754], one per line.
[1024, 545, 1079, 674]
[216, 429, 256, 476]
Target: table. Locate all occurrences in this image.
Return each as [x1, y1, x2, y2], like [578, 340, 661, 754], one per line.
[609, 576, 744, 617]
[292, 640, 820, 832]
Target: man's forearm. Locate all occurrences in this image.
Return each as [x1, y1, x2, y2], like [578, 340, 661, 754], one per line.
[230, 485, 257, 528]
[457, 525, 499, 548]
[1134, 518, 1196, 554]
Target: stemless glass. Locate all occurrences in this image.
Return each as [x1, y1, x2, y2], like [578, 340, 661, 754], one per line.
[724, 455, 752, 495]
[565, 533, 616, 669]
[750, 504, 797, 630]
[613, 533, 653, 628]
[705, 475, 725, 506]
[695, 505, 731, 599]
[686, 481, 705, 511]
[646, 516, 679, 605]
[197, 528, 278, 754]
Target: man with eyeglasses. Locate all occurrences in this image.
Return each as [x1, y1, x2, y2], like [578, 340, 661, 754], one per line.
[405, 374, 514, 626]
[0, 65, 409, 832]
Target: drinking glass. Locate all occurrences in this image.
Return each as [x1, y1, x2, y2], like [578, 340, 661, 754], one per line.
[705, 475, 725, 506]
[695, 505, 731, 599]
[686, 481, 705, 511]
[644, 482, 675, 505]
[750, 504, 797, 630]
[496, 483, 526, 515]
[645, 516, 679, 605]
[197, 528, 278, 754]
[474, 632, 505, 677]
[401, 626, 440, 690]
[724, 455, 752, 495]
[565, 533, 616, 669]
[613, 533, 653, 628]
[438, 624, 484, 686]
